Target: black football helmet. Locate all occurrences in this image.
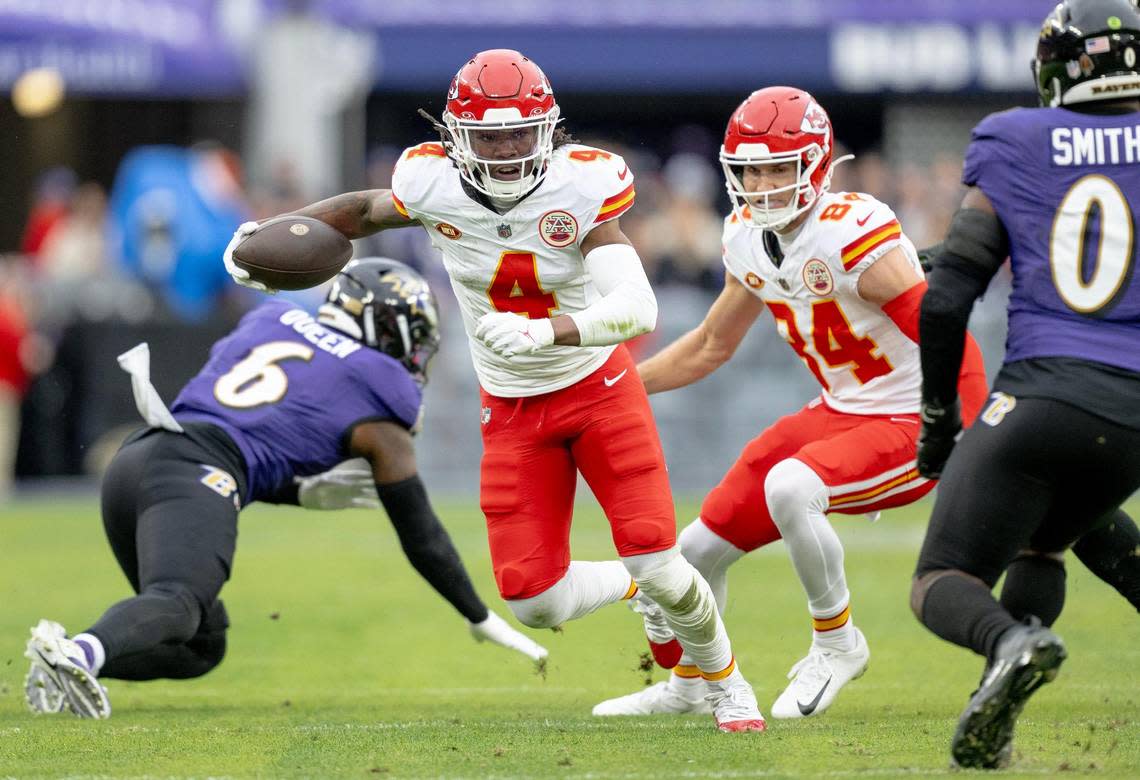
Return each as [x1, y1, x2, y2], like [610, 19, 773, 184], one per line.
[1035, 0, 1140, 106]
[318, 257, 441, 382]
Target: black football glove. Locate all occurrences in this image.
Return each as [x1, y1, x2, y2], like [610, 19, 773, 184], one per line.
[917, 398, 962, 479]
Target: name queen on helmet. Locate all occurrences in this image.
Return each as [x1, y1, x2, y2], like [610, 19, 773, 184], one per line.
[719, 86, 852, 230]
[442, 48, 561, 200]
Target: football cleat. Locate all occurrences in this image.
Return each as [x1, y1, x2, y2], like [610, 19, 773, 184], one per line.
[24, 664, 66, 714]
[630, 596, 682, 669]
[951, 620, 1066, 769]
[770, 627, 870, 719]
[24, 620, 111, 719]
[706, 668, 767, 733]
[592, 679, 712, 717]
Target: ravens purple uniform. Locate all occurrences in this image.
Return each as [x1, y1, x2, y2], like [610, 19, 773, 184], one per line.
[172, 299, 422, 503]
[912, 0, 1140, 769]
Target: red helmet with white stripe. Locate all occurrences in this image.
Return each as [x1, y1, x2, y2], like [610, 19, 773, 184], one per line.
[443, 49, 560, 200]
[720, 87, 849, 230]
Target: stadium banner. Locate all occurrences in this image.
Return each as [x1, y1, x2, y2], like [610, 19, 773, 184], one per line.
[0, 0, 1044, 96]
[0, 0, 243, 95]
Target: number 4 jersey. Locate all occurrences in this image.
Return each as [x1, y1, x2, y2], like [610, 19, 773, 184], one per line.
[722, 192, 924, 415]
[170, 300, 423, 503]
[965, 107, 1140, 373]
[391, 142, 636, 397]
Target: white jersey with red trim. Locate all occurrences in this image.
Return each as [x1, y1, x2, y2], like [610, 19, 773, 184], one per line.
[722, 191, 924, 415]
[391, 142, 636, 397]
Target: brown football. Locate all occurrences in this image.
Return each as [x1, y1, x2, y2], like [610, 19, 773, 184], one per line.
[231, 216, 353, 291]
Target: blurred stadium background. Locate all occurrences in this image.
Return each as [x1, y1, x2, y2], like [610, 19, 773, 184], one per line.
[1, 0, 1042, 499]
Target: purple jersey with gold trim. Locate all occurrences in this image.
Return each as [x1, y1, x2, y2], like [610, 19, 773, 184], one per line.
[170, 300, 422, 503]
[964, 107, 1140, 372]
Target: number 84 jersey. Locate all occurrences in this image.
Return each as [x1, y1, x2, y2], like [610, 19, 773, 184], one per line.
[722, 192, 924, 415]
[391, 141, 637, 397]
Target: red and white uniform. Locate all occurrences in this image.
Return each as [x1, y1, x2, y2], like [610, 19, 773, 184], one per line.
[392, 141, 674, 599]
[391, 143, 635, 397]
[723, 191, 922, 414]
[703, 194, 988, 552]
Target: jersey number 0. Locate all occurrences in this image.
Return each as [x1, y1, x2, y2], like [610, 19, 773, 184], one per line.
[1050, 174, 1135, 315]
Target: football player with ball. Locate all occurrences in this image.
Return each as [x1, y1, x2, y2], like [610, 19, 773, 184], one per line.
[225, 49, 767, 733]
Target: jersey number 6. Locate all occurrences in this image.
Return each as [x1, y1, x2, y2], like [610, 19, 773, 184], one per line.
[215, 342, 315, 409]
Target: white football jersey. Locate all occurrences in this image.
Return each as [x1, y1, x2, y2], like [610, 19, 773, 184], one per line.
[722, 192, 924, 415]
[391, 142, 636, 397]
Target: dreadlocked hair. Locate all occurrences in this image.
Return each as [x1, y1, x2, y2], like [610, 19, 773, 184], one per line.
[416, 108, 577, 150]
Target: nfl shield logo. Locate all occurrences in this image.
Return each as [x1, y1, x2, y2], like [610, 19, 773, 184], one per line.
[497, 223, 512, 238]
[480, 407, 492, 425]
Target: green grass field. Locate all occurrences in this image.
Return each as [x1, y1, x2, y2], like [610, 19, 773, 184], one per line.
[1, 496, 1137, 778]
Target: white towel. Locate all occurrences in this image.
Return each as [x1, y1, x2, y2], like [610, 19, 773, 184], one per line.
[116, 343, 184, 433]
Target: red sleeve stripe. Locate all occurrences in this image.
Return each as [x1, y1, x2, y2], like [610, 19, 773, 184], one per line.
[593, 190, 635, 223]
[391, 192, 409, 218]
[841, 219, 901, 271]
[600, 182, 635, 209]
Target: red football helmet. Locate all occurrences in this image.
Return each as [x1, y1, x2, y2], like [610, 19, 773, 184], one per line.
[719, 87, 849, 230]
[443, 49, 560, 200]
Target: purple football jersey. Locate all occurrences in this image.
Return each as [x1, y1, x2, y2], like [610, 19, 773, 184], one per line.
[964, 107, 1140, 372]
[170, 300, 422, 503]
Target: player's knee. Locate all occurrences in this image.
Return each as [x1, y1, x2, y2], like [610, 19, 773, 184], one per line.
[144, 581, 205, 643]
[764, 459, 827, 530]
[622, 547, 697, 611]
[909, 569, 985, 622]
[678, 519, 742, 578]
[174, 629, 228, 679]
[505, 578, 574, 629]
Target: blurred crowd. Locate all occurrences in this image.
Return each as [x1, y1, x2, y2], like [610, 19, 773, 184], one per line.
[0, 131, 971, 496]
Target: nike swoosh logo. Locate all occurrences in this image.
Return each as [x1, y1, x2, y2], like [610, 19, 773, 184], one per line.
[618, 165, 629, 181]
[603, 368, 628, 387]
[856, 213, 872, 227]
[797, 676, 832, 716]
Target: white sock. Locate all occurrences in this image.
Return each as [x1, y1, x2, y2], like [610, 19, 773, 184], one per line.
[813, 612, 857, 653]
[668, 664, 707, 700]
[72, 632, 106, 675]
[765, 458, 856, 650]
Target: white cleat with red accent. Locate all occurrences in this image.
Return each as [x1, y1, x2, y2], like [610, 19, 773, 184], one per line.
[706, 667, 767, 733]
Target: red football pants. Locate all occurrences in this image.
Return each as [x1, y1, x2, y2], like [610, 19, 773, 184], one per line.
[479, 346, 676, 600]
[700, 399, 936, 552]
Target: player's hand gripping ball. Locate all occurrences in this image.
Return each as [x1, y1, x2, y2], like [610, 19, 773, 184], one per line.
[224, 216, 353, 293]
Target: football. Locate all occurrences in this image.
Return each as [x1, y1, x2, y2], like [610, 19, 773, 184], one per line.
[231, 216, 353, 291]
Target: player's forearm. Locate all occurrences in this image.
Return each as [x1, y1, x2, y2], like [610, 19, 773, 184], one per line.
[376, 475, 488, 624]
[290, 189, 412, 239]
[564, 243, 657, 347]
[637, 326, 729, 394]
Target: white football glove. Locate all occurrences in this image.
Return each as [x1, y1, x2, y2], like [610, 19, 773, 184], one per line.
[223, 220, 277, 294]
[469, 610, 549, 663]
[474, 312, 554, 357]
[297, 458, 379, 510]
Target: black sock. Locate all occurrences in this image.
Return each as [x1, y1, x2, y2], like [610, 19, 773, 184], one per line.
[1072, 509, 1140, 613]
[1000, 554, 1066, 626]
[922, 575, 1017, 661]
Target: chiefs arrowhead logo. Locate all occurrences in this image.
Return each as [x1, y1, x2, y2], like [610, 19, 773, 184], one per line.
[801, 101, 829, 135]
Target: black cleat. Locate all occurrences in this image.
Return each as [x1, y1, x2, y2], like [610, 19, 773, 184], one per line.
[950, 620, 1066, 769]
